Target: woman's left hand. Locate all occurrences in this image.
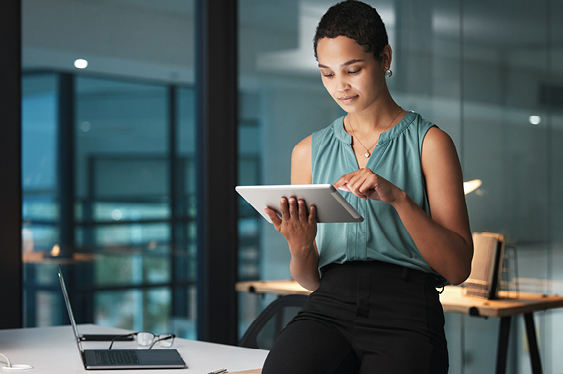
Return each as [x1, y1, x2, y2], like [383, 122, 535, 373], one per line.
[333, 168, 401, 203]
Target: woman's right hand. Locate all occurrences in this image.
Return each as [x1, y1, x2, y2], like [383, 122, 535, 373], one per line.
[264, 196, 317, 255]
[265, 196, 320, 291]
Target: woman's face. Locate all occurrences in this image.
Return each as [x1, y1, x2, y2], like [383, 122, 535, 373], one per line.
[316, 36, 388, 114]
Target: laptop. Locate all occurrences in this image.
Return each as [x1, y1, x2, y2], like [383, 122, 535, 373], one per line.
[58, 266, 187, 370]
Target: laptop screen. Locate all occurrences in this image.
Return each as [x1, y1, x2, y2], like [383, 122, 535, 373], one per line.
[58, 265, 85, 353]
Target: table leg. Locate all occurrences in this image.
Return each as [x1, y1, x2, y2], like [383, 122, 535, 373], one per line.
[496, 316, 512, 374]
[523, 313, 543, 374]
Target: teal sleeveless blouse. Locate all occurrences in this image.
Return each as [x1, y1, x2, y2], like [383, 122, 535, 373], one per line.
[311, 111, 439, 275]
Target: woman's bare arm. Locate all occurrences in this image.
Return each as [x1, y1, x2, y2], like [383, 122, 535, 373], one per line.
[264, 136, 320, 291]
[333, 128, 473, 285]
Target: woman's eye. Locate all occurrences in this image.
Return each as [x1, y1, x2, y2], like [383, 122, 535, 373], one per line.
[322, 72, 334, 77]
[348, 69, 361, 74]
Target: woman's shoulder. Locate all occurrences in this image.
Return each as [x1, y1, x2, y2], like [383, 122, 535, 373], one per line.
[419, 118, 459, 171]
[293, 135, 312, 157]
[404, 111, 452, 148]
[404, 111, 438, 134]
[422, 126, 456, 155]
[291, 135, 313, 184]
[292, 117, 342, 167]
[394, 111, 448, 153]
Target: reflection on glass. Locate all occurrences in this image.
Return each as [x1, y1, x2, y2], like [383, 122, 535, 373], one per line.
[92, 202, 170, 222]
[93, 253, 171, 286]
[238, 0, 563, 371]
[22, 0, 196, 339]
[95, 288, 171, 334]
[22, 74, 196, 336]
[22, 74, 59, 266]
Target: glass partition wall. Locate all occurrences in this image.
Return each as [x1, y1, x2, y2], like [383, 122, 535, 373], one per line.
[22, 73, 199, 337]
[21, 0, 200, 338]
[22, 0, 263, 341]
[238, 0, 563, 373]
[21, 0, 563, 372]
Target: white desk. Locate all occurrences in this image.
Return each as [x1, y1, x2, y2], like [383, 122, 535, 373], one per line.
[0, 324, 267, 373]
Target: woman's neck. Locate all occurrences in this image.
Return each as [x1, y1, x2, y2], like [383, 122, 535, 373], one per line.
[346, 101, 403, 135]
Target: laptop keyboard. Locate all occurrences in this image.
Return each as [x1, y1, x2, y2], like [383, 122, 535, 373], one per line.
[95, 350, 140, 365]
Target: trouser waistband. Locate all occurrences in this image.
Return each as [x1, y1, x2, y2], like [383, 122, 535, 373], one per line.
[321, 260, 440, 285]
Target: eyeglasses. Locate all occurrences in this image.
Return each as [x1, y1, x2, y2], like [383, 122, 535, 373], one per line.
[108, 332, 175, 350]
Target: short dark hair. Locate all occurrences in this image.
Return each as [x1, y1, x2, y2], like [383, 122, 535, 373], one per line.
[313, 0, 389, 62]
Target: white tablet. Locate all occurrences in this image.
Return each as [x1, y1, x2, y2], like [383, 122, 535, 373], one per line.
[236, 184, 364, 223]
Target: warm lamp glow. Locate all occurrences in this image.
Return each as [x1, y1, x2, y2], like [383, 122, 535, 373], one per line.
[463, 179, 482, 195]
[51, 244, 61, 257]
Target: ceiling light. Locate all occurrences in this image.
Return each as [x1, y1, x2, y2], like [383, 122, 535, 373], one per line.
[74, 59, 88, 69]
[529, 115, 541, 125]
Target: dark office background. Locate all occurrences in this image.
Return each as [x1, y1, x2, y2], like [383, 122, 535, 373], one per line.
[2, 0, 563, 373]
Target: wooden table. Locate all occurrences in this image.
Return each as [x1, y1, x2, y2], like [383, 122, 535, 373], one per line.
[237, 280, 563, 374]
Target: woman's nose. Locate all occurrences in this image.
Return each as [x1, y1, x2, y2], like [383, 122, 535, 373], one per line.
[335, 76, 350, 92]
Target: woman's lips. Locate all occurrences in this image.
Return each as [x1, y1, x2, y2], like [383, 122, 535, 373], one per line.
[338, 95, 358, 104]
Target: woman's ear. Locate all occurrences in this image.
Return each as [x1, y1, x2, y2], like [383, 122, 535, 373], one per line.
[381, 45, 393, 67]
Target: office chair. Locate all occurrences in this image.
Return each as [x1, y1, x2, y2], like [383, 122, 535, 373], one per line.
[238, 294, 309, 350]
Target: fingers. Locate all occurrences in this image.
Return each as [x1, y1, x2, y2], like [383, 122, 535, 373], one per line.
[332, 176, 347, 190]
[267, 196, 316, 239]
[298, 199, 307, 221]
[279, 197, 290, 220]
[308, 204, 317, 224]
[333, 172, 355, 191]
[290, 197, 312, 222]
[277, 196, 315, 222]
[264, 207, 282, 227]
[288, 197, 298, 218]
[335, 169, 379, 200]
[356, 178, 377, 200]
[334, 169, 370, 192]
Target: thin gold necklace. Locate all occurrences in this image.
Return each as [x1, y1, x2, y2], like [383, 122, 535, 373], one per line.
[347, 108, 403, 158]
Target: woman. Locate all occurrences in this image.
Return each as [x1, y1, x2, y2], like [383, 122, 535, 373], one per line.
[262, 1, 473, 373]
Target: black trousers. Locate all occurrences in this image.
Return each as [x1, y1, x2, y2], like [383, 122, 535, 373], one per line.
[262, 261, 449, 374]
